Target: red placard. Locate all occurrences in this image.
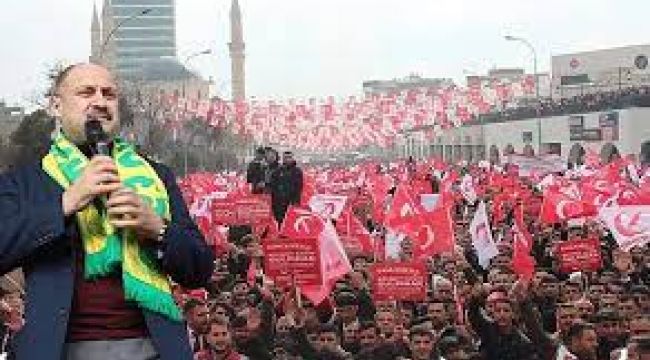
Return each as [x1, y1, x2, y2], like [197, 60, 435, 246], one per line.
[371, 262, 428, 301]
[557, 238, 603, 274]
[235, 195, 273, 224]
[263, 238, 322, 288]
[211, 199, 236, 225]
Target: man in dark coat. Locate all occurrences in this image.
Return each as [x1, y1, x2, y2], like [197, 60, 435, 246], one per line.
[269, 151, 303, 224]
[246, 147, 267, 194]
[0, 63, 214, 360]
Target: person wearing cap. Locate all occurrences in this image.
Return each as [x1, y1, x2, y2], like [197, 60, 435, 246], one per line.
[268, 151, 303, 224]
[246, 147, 267, 194]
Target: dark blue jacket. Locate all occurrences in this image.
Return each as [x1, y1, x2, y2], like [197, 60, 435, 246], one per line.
[0, 160, 215, 359]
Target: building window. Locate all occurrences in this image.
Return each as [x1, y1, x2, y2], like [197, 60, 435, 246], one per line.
[522, 131, 533, 143]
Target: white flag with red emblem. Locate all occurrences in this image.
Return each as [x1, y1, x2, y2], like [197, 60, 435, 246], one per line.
[469, 201, 498, 269]
[599, 204, 650, 251]
[308, 194, 348, 220]
[459, 174, 478, 204]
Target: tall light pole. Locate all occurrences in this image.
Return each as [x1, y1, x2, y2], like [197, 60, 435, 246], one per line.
[100, 8, 152, 59]
[505, 35, 541, 154]
[505, 35, 539, 99]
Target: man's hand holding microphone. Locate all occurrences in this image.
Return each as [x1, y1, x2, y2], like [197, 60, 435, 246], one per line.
[61, 118, 165, 243]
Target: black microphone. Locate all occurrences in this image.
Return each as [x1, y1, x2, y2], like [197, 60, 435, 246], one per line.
[85, 117, 110, 157]
[85, 117, 111, 213]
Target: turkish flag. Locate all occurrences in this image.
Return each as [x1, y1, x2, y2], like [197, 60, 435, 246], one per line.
[580, 177, 619, 209]
[385, 185, 425, 238]
[280, 206, 325, 239]
[540, 185, 594, 224]
[511, 209, 535, 280]
[414, 202, 455, 259]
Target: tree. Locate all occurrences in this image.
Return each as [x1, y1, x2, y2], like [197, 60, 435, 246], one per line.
[7, 109, 55, 167]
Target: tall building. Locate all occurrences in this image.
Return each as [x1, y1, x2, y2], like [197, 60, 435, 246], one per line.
[552, 44, 650, 98]
[229, 0, 246, 101]
[92, 0, 177, 79]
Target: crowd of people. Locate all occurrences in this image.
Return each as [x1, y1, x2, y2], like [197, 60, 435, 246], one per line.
[167, 144, 650, 360]
[477, 86, 650, 124]
[0, 62, 649, 360]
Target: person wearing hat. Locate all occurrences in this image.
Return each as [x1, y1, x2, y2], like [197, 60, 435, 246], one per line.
[247, 147, 267, 194]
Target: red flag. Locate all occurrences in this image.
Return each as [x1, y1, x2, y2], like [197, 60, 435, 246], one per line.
[540, 185, 594, 224]
[385, 185, 425, 237]
[336, 207, 374, 255]
[617, 184, 650, 205]
[280, 206, 325, 239]
[512, 206, 535, 280]
[414, 203, 455, 259]
[301, 221, 352, 304]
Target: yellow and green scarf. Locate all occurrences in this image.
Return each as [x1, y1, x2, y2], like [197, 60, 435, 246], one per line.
[42, 133, 182, 321]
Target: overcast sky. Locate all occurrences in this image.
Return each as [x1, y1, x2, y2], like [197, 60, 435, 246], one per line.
[1, 0, 649, 107]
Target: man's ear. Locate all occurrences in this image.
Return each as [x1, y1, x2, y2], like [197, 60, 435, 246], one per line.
[47, 95, 62, 118]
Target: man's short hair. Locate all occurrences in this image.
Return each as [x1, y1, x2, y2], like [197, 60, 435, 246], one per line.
[334, 291, 358, 307]
[208, 315, 231, 330]
[408, 324, 434, 340]
[47, 63, 80, 96]
[592, 309, 621, 323]
[564, 321, 595, 344]
[358, 321, 379, 334]
[183, 298, 206, 314]
[318, 323, 339, 336]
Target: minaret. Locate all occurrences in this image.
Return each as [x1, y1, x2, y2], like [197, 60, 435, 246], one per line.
[229, 0, 246, 101]
[90, 2, 101, 64]
[100, 0, 116, 70]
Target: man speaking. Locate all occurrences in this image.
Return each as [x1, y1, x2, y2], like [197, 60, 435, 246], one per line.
[0, 63, 215, 359]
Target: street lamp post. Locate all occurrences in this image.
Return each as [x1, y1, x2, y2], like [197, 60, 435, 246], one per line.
[505, 35, 539, 99]
[99, 8, 153, 60]
[505, 35, 542, 154]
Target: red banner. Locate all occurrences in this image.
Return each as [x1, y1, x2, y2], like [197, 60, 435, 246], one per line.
[263, 238, 322, 288]
[557, 238, 603, 274]
[211, 199, 236, 225]
[235, 195, 273, 225]
[370, 262, 428, 301]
